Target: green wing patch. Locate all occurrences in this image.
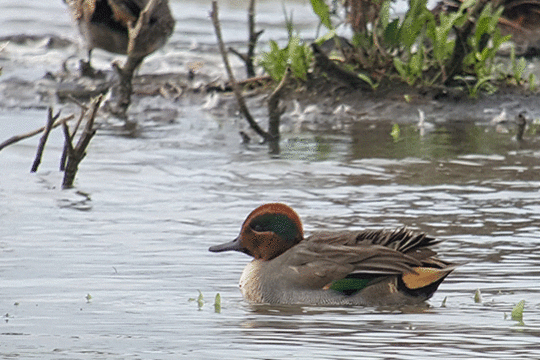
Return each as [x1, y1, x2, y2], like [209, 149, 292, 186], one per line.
[328, 277, 374, 296]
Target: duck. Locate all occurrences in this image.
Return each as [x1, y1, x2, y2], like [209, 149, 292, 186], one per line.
[64, 0, 175, 72]
[209, 203, 456, 306]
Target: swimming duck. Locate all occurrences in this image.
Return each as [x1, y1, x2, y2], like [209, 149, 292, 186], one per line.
[209, 203, 456, 306]
[64, 0, 175, 69]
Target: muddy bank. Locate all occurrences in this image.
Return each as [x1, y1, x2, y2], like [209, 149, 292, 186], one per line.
[1, 33, 539, 138]
[283, 75, 540, 124]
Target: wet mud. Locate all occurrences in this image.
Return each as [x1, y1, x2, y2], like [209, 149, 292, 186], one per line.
[1, 32, 540, 143]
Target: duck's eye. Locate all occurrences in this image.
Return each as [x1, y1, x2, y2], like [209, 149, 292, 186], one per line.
[252, 224, 263, 232]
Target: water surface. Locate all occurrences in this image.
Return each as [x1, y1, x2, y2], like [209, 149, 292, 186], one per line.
[1, 1, 540, 359]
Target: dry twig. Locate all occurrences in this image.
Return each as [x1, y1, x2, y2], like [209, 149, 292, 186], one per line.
[228, 0, 264, 78]
[312, 43, 373, 90]
[267, 67, 291, 154]
[60, 99, 89, 170]
[31, 108, 61, 172]
[62, 95, 103, 188]
[210, 1, 273, 142]
[0, 114, 75, 152]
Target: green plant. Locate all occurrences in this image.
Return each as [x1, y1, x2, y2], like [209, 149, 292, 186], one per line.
[463, 3, 511, 81]
[509, 45, 527, 85]
[455, 75, 497, 98]
[188, 290, 205, 309]
[474, 288, 482, 303]
[259, 37, 312, 81]
[528, 73, 537, 92]
[357, 72, 379, 90]
[310, 0, 333, 30]
[214, 293, 221, 313]
[396, 0, 433, 52]
[259, 7, 313, 81]
[308, 0, 517, 95]
[390, 123, 400, 142]
[393, 46, 426, 85]
[441, 296, 447, 307]
[511, 300, 525, 324]
[425, 0, 471, 81]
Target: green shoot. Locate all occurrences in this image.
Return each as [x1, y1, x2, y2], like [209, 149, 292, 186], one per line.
[511, 300, 525, 322]
[474, 288, 482, 303]
[214, 293, 222, 313]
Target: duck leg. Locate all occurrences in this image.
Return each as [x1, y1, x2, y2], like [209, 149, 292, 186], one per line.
[104, 0, 172, 118]
[78, 48, 99, 77]
[105, 55, 144, 118]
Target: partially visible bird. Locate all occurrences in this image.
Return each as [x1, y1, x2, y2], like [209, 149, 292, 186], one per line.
[433, 0, 540, 56]
[64, 0, 175, 73]
[499, 0, 540, 55]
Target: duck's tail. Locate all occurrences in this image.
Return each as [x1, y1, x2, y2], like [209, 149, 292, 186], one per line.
[399, 263, 459, 299]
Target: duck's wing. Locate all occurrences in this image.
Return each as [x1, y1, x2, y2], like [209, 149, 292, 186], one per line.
[64, 0, 92, 21]
[314, 228, 441, 252]
[107, 0, 144, 24]
[64, 0, 136, 25]
[107, 0, 175, 53]
[275, 233, 425, 291]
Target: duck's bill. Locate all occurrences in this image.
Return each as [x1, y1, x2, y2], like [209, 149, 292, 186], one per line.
[209, 237, 242, 252]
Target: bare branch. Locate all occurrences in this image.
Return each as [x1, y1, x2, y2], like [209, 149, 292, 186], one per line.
[210, 1, 273, 142]
[65, 94, 89, 112]
[267, 67, 290, 154]
[61, 121, 75, 158]
[61, 103, 87, 170]
[0, 114, 75, 152]
[31, 108, 60, 172]
[312, 43, 373, 90]
[227, 0, 263, 78]
[246, 0, 263, 78]
[62, 95, 103, 189]
[228, 46, 248, 63]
